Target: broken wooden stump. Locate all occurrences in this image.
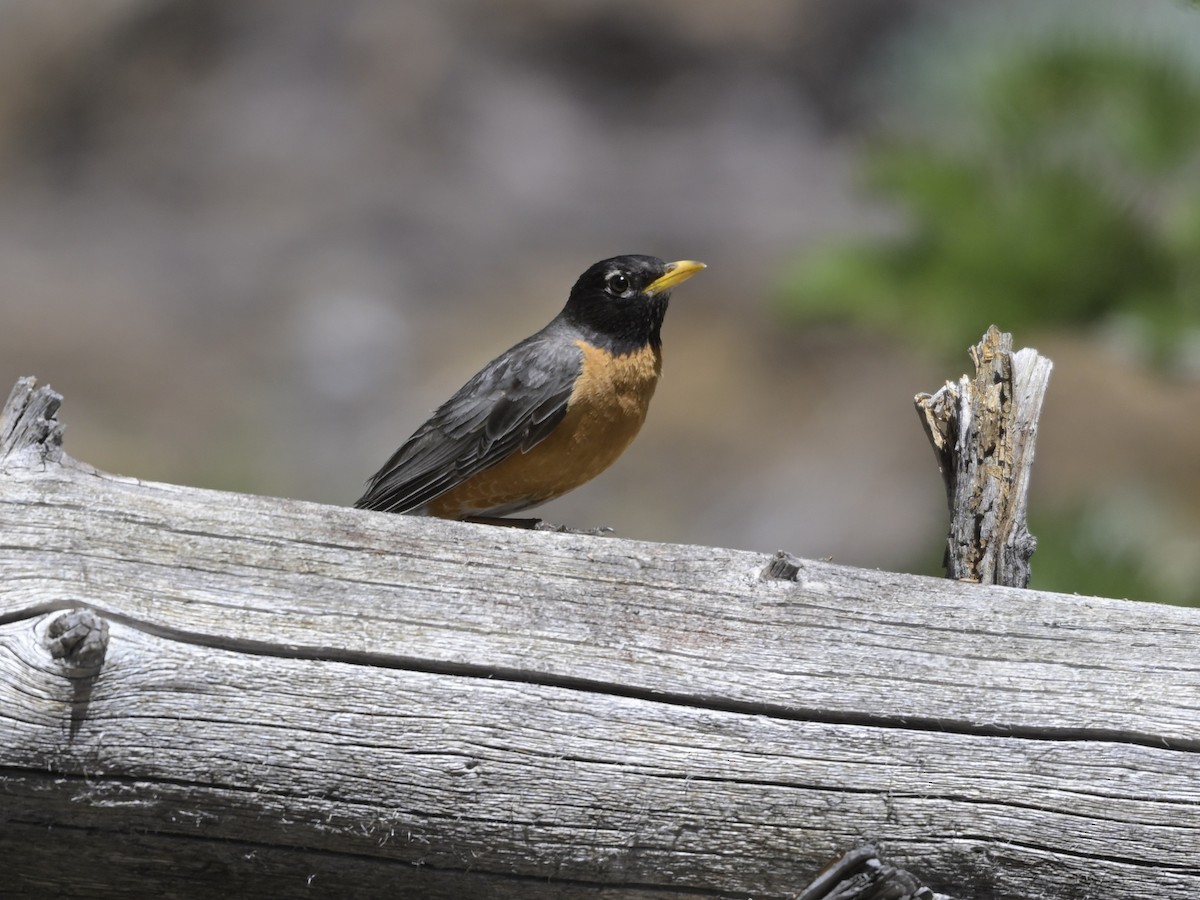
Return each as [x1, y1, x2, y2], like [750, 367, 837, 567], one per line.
[915, 327, 1054, 588]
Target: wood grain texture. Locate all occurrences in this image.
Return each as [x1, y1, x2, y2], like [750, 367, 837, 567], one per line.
[1, 378, 1198, 899]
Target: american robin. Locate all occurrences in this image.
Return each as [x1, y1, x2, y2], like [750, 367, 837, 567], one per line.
[355, 254, 705, 520]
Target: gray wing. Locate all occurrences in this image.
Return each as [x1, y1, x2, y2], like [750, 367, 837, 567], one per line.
[354, 325, 582, 513]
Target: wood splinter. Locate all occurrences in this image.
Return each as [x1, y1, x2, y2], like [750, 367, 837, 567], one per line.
[1, 376, 65, 464]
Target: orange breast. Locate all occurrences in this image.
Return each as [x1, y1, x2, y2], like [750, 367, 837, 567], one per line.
[427, 340, 662, 518]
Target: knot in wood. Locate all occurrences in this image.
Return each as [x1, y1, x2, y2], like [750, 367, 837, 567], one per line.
[761, 550, 803, 581]
[45, 609, 109, 675]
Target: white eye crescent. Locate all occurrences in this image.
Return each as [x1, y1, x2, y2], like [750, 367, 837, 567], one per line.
[606, 272, 630, 294]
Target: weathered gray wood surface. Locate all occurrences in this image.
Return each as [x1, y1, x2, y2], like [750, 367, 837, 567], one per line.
[2, 377, 1198, 899]
[916, 327, 1054, 587]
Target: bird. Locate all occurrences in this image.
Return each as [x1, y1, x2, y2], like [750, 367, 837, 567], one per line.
[355, 254, 706, 522]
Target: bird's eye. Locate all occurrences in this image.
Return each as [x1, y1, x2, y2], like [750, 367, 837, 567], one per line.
[606, 272, 631, 295]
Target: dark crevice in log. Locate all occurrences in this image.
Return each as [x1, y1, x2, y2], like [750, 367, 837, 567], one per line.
[4, 596, 1195, 754]
[937, 833, 1200, 874]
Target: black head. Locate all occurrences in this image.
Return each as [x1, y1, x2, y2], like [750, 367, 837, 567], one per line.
[559, 255, 705, 355]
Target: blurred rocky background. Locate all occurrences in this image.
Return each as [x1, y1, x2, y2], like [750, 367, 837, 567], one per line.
[2, 0, 1198, 604]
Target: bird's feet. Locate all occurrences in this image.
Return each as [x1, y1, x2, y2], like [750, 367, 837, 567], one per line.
[463, 515, 541, 529]
[463, 515, 614, 536]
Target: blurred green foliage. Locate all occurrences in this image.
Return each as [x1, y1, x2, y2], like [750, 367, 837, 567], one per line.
[1029, 491, 1200, 606]
[780, 43, 1200, 373]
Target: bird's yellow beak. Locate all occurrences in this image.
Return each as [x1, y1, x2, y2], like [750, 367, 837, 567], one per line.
[643, 260, 706, 297]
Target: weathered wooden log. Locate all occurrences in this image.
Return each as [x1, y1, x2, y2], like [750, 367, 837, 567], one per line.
[2, 377, 1197, 899]
[915, 327, 1054, 587]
